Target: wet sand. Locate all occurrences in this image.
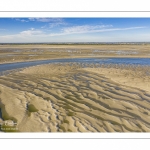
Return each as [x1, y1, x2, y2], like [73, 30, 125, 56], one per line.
[0, 62, 150, 132]
[1, 44, 150, 64]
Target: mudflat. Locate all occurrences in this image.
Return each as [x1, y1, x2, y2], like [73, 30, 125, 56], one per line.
[0, 44, 150, 132]
[1, 44, 150, 64]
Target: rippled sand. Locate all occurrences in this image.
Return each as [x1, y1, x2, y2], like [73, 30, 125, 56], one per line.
[0, 63, 150, 132]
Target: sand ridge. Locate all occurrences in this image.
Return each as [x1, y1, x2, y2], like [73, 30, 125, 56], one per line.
[0, 62, 150, 132]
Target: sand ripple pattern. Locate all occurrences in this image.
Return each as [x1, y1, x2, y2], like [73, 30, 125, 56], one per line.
[0, 63, 150, 132]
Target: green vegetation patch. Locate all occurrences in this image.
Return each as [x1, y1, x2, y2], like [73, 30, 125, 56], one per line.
[0, 103, 17, 123]
[27, 104, 38, 112]
[35, 93, 43, 97]
[27, 104, 38, 117]
[67, 111, 75, 116]
[63, 119, 69, 124]
[59, 125, 66, 132]
[45, 97, 51, 101]
[68, 129, 72, 132]
[63, 104, 72, 110]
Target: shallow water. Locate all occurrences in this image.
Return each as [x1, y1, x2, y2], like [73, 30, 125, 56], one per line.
[0, 108, 2, 120]
[0, 57, 150, 73]
[93, 50, 138, 55]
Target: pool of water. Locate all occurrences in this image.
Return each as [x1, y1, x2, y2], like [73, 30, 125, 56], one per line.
[0, 57, 150, 73]
[0, 108, 2, 121]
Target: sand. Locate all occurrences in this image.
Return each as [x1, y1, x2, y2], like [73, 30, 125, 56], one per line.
[1, 44, 150, 64]
[0, 62, 150, 132]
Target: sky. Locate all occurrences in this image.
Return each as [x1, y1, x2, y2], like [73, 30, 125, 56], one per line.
[0, 18, 150, 43]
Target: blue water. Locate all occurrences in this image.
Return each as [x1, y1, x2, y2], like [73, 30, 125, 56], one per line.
[0, 58, 150, 73]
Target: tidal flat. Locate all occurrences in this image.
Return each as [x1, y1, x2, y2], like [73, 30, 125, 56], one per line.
[1, 44, 150, 64]
[0, 44, 150, 132]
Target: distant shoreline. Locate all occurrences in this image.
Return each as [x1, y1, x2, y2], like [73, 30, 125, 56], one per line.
[1, 44, 150, 64]
[0, 42, 150, 46]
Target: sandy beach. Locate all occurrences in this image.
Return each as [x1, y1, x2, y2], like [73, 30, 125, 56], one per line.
[0, 59, 150, 132]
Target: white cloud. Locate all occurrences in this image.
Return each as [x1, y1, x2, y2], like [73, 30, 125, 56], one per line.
[28, 18, 67, 28]
[20, 28, 43, 36]
[0, 24, 147, 43]
[28, 18, 63, 23]
[15, 18, 29, 22]
[15, 18, 67, 28]
[49, 22, 67, 28]
[41, 25, 47, 29]
[0, 28, 44, 40]
[62, 25, 113, 34]
[48, 25, 146, 36]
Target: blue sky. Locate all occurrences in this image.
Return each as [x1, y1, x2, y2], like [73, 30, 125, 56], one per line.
[0, 18, 150, 43]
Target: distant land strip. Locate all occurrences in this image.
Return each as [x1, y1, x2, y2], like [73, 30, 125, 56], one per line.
[0, 42, 150, 45]
[1, 11, 150, 12]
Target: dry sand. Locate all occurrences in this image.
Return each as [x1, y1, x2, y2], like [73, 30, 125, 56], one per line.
[0, 62, 150, 132]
